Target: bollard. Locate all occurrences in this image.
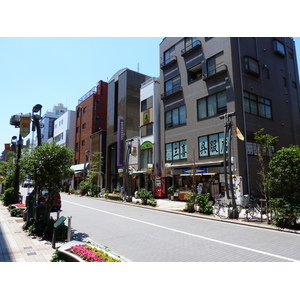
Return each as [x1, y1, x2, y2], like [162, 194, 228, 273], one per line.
[67, 216, 72, 242]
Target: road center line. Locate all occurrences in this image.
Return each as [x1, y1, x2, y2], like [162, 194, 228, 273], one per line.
[64, 200, 299, 262]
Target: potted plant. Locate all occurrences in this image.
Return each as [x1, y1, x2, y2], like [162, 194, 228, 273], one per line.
[167, 185, 176, 200]
[195, 193, 213, 215]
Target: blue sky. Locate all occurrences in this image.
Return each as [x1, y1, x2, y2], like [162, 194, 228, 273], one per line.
[1, 37, 300, 153]
[0, 37, 163, 151]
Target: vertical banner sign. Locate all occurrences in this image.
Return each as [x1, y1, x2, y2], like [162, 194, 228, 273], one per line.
[117, 116, 124, 167]
[20, 116, 31, 138]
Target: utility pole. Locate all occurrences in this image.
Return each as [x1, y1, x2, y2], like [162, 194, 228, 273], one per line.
[220, 112, 239, 219]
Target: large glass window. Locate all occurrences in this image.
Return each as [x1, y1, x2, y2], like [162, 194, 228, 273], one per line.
[165, 106, 186, 129]
[184, 37, 198, 51]
[197, 91, 227, 119]
[199, 133, 227, 158]
[207, 52, 224, 76]
[164, 46, 175, 65]
[164, 75, 181, 96]
[165, 140, 187, 161]
[244, 91, 272, 119]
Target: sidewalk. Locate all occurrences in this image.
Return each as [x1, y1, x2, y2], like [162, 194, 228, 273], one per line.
[0, 202, 64, 262]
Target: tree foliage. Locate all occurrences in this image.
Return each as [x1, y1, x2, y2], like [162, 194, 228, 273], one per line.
[20, 142, 74, 220]
[79, 152, 103, 196]
[268, 145, 300, 228]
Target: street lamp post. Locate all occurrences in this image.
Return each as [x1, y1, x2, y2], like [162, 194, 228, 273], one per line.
[31, 104, 43, 146]
[9, 116, 23, 204]
[123, 138, 134, 201]
[220, 112, 239, 219]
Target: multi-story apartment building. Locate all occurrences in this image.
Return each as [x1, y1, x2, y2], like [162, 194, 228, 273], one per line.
[105, 68, 150, 193]
[52, 110, 76, 149]
[159, 37, 300, 199]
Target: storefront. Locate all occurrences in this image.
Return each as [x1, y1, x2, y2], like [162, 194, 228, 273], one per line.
[166, 162, 225, 201]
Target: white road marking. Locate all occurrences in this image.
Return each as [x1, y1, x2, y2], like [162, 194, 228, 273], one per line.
[64, 199, 300, 262]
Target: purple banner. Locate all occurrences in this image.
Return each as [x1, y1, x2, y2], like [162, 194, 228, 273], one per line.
[117, 116, 124, 167]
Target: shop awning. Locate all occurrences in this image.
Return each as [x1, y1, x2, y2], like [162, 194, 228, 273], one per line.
[71, 163, 89, 172]
[169, 160, 223, 168]
[180, 173, 216, 176]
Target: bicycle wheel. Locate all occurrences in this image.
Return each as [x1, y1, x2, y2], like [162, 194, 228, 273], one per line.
[248, 206, 255, 217]
[213, 203, 220, 215]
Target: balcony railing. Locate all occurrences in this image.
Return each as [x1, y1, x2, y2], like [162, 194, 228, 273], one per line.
[161, 86, 182, 100]
[203, 64, 228, 81]
[78, 86, 97, 105]
[181, 40, 201, 56]
[160, 55, 177, 69]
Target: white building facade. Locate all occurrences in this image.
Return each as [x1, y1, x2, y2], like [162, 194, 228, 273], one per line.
[53, 110, 76, 149]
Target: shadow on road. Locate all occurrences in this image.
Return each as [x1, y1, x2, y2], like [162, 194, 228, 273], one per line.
[70, 229, 89, 241]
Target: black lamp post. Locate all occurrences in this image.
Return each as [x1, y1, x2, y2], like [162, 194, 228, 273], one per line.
[31, 104, 43, 146]
[9, 115, 23, 204]
[220, 112, 239, 219]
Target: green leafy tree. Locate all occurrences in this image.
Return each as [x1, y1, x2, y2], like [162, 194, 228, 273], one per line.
[254, 128, 278, 220]
[21, 142, 74, 221]
[268, 145, 300, 228]
[79, 152, 103, 196]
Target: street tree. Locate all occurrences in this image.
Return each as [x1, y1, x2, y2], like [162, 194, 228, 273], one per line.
[21, 142, 74, 221]
[254, 128, 278, 221]
[268, 145, 300, 228]
[79, 151, 103, 196]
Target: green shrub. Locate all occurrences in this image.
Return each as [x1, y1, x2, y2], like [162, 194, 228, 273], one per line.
[270, 197, 300, 229]
[23, 217, 67, 240]
[148, 198, 157, 207]
[195, 193, 213, 215]
[10, 207, 24, 217]
[137, 188, 152, 205]
[183, 202, 195, 213]
[2, 188, 16, 206]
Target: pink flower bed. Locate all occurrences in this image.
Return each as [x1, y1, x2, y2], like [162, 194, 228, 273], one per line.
[67, 244, 107, 262]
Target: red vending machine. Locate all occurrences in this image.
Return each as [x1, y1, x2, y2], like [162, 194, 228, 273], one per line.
[154, 176, 166, 198]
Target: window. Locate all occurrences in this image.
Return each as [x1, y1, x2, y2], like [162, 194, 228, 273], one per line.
[273, 40, 286, 57]
[141, 96, 153, 112]
[165, 140, 187, 161]
[140, 149, 153, 170]
[82, 140, 85, 146]
[141, 123, 153, 137]
[198, 133, 227, 157]
[206, 52, 224, 77]
[165, 106, 186, 129]
[164, 75, 181, 96]
[82, 123, 86, 129]
[76, 126, 80, 133]
[184, 37, 198, 51]
[197, 91, 227, 119]
[75, 142, 79, 151]
[246, 132, 275, 156]
[245, 56, 260, 76]
[83, 107, 87, 113]
[77, 109, 81, 118]
[164, 46, 175, 65]
[244, 91, 272, 119]
[188, 63, 203, 83]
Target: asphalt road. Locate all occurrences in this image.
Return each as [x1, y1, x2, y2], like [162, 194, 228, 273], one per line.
[55, 192, 300, 262]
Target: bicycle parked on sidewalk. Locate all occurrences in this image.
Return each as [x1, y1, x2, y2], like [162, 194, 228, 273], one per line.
[213, 194, 227, 217]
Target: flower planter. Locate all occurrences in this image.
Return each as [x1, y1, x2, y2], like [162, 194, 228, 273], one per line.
[58, 241, 125, 262]
[107, 194, 121, 200]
